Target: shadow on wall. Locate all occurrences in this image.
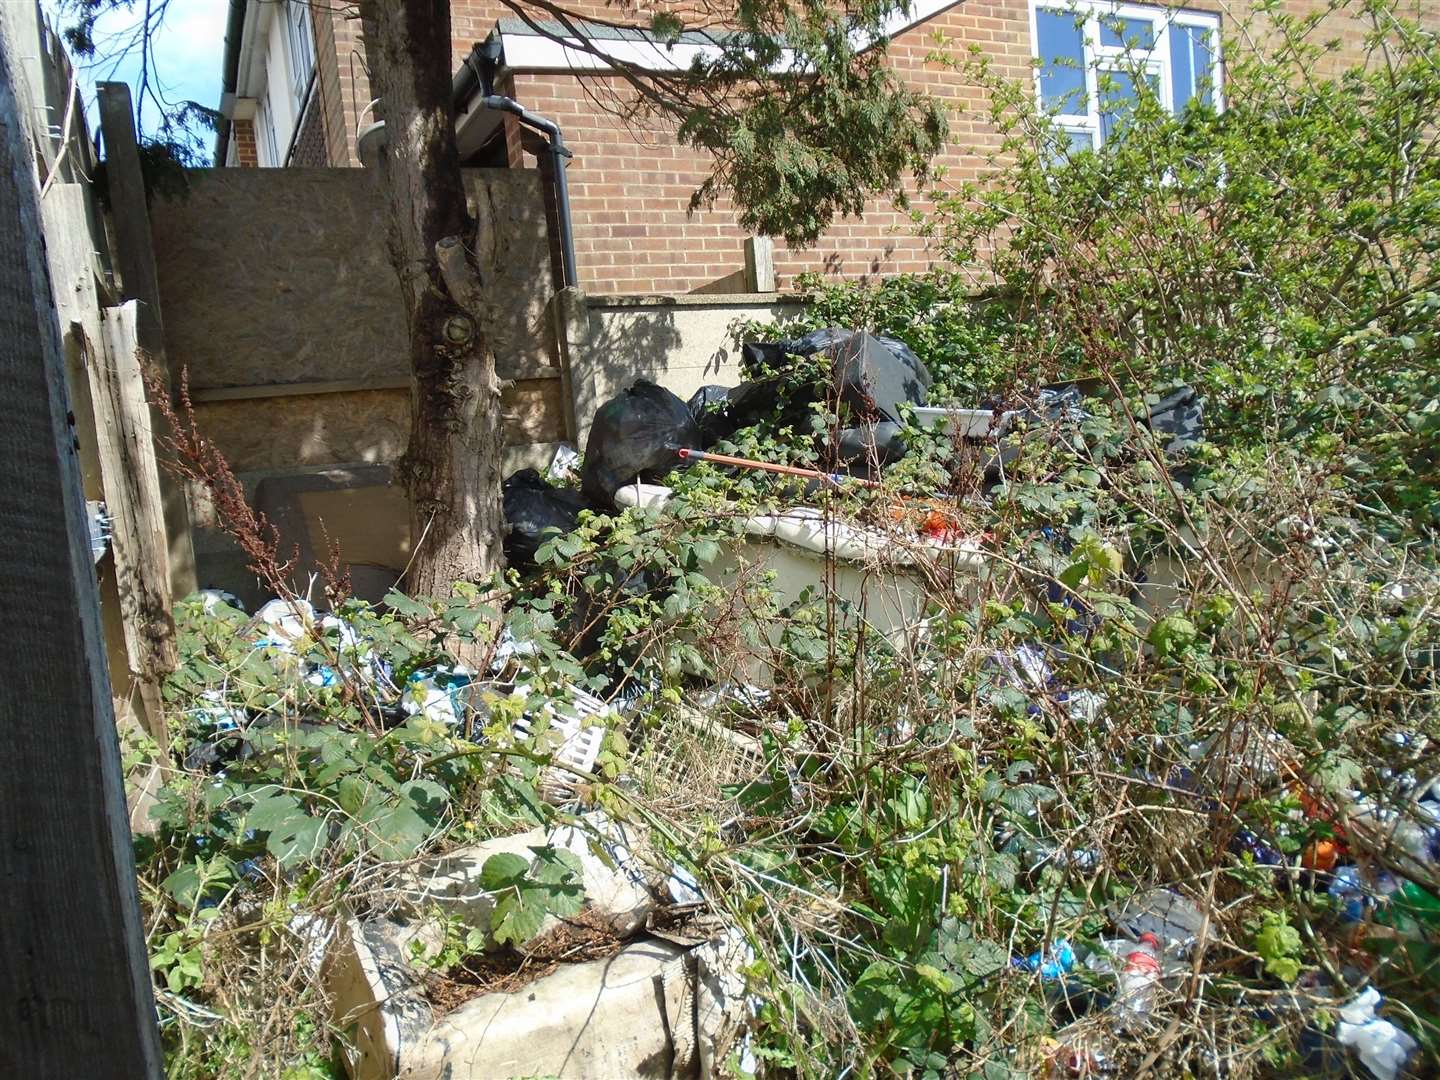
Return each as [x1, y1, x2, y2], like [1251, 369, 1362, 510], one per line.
[572, 305, 685, 440]
[820, 243, 898, 280]
[571, 293, 808, 445]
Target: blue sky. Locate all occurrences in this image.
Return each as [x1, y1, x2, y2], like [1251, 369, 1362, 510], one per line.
[45, 0, 229, 160]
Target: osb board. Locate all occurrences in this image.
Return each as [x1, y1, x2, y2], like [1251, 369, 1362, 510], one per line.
[192, 381, 566, 474]
[193, 389, 408, 473]
[151, 168, 558, 389]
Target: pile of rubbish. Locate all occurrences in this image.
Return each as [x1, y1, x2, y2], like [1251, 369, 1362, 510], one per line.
[174, 588, 765, 1080]
[501, 326, 1205, 566]
[168, 325, 1440, 1080]
[1018, 887, 1425, 1079]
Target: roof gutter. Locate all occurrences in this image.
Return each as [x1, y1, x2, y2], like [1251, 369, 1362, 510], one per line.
[214, 0, 247, 164]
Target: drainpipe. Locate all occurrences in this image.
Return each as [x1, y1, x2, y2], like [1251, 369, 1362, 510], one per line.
[479, 95, 578, 289]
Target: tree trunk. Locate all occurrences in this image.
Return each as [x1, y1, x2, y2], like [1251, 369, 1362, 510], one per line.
[361, 0, 506, 597]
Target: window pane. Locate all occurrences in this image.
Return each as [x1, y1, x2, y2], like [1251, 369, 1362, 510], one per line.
[1099, 16, 1155, 50]
[1099, 69, 1158, 141]
[1193, 28, 1215, 106]
[1170, 23, 1195, 107]
[1044, 125, 1093, 167]
[1037, 8, 1088, 113]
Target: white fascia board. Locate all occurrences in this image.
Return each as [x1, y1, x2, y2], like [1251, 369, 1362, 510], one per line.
[501, 31, 799, 73]
[234, 0, 272, 100]
[869, 0, 974, 45]
[502, 0, 960, 74]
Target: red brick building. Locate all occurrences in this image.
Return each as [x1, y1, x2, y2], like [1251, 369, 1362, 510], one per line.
[214, 0, 1411, 294]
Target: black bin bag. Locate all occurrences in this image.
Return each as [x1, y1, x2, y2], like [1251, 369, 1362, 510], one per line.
[582, 379, 702, 509]
[502, 469, 590, 565]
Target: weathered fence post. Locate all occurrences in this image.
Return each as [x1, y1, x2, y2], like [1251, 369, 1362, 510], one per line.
[96, 79, 198, 599]
[93, 301, 179, 750]
[744, 235, 776, 293]
[0, 22, 164, 1080]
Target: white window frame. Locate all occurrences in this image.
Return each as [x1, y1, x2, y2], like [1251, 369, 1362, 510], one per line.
[255, 96, 282, 167]
[284, 0, 315, 113]
[1029, 1, 1222, 152]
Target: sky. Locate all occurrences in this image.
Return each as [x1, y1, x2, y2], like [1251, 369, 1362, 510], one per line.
[44, 0, 229, 161]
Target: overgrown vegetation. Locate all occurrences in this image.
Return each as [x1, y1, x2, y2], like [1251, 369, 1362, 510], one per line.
[136, 2, 1439, 1077]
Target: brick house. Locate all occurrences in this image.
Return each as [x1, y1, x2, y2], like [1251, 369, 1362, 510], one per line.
[214, 0, 1404, 295]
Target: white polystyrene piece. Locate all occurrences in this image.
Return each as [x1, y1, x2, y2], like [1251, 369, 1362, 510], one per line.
[909, 406, 1019, 438]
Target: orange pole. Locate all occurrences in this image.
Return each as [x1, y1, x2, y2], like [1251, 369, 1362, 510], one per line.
[677, 447, 881, 488]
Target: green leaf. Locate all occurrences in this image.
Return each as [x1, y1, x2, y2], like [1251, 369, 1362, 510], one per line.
[955, 938, 1008, 979]
[246, 792, 305, 832]
[1148, 613, 1198, 659]
[401, 778, 449, 817]
[527, 845, 583, 886]
[266, 814, 327, 868]
[480, 851, 532, 890]
[360, 802, 433, 861]
[490, 891, 548, 945]
[383, 591, 431, 618]
[162, 864, 203, 907]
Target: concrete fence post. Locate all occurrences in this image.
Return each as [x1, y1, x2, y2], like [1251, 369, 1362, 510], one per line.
[551, 284, 590, 446]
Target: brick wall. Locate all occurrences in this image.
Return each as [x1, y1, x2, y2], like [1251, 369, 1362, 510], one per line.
[289, 91, 329, 166]
[315, 3, 371, 167]
[503, 0, 1035, 293]
[312, 0, 1436, 292]
[232, 117, 258, 167]
[310, 2, 353, 166]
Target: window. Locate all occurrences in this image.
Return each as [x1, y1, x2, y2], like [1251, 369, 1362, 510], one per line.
[1031, 1, 1221, 153]
[284, 0, 315, 112]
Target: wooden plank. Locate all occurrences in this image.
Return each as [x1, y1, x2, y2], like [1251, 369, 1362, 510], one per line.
[93, 301, 179, 750]
[186, 362, 558, 404]
[96, 80, 198, 597]
[41, 183, 105, 495]
[40, 182, 150, 731]
[0, 1, 55, 178]
[0, 23, 164, 1078]
[95, 83, 165, 353]
[550, 284, 588, 444]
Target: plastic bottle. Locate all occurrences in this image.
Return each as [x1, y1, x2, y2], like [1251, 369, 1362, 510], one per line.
[1113, 932, 1162, 1025]
[1377, 879, 1440, 936]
